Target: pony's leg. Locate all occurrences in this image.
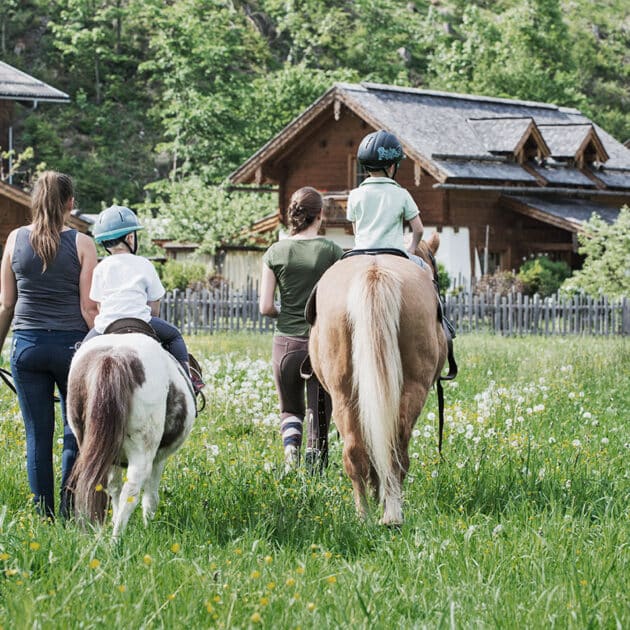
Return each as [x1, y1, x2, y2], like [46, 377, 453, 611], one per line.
[141, 453, 168, 526]
[112, 449, 153, 540]
[108, 466, 123, 525]
[381, 477, 403, 526]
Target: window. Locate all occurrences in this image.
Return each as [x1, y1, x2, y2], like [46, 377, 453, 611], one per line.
[349, 156, 369, 189]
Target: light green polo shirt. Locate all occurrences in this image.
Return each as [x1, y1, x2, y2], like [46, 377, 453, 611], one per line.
[347, 177, 420, 251]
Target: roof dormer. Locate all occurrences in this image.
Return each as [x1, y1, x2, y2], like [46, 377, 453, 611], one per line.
[468, 117, 551, 164]
[537, 123, 609, 168]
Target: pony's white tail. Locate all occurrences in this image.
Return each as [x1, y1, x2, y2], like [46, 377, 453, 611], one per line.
[67, 347, 138, 523]
[347, 262, 403, 502]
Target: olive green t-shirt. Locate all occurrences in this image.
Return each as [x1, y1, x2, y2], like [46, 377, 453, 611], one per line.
[263, 237, 344, 336]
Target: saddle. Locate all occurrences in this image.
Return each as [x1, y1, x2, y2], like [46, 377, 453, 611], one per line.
[103, 317, 206, 413]
[103, 317, 161, 342]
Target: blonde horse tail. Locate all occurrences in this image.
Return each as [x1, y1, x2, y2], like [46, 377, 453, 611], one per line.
[68, 347, 136, 523]
[347, 261, 403, 502]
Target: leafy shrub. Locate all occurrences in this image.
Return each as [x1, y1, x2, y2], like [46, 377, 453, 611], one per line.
[517, 256, 572, 297]
[474, 270, 525, 296]
[437, 262, 451, 294]
[561, 206, 630, 298]
[160, 260, 208, 291]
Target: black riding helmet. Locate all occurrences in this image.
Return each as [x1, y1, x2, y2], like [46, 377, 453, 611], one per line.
[357, 129, 404, 178]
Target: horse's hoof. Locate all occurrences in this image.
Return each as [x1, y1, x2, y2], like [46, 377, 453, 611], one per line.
[380, 516, 403, 528]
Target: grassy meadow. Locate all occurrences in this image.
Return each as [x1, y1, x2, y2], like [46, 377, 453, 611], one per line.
[0, 333, 628, 629]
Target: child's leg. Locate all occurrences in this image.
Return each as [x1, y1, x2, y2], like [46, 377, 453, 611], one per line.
[149, 317, 188, 366]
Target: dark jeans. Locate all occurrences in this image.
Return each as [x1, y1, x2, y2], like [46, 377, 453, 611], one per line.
[10, 329, 85, 518]
[84, 316, 188, 366]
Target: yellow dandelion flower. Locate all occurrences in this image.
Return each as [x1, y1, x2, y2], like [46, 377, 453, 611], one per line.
[167, 594, 175, 601]
[307, 602, 316, 612]
[264, 555, 273, 564]
[213, 595, 222, 603]
[580, 579, 588, 586]
[324, 551, 332, 559]
[29, 542, 40, 551]
[0, 553, 9, 561]
[89, 559, 100, 570]
[143, 554, 152, 565]
[326, 575, 337, 584]
[251, 570, 261, 579]
[205, 603, 214, 613]
[266, 582, 276, 591]
[250, 612, 262, 624]
[118, 585, 126, 593]
[286, 577, 296, 587]
[234, 548, 242, 555]
[296, 566, 305, 575]
[293, 593, 301, 601]
[170, 543, 181, 553]
[259, 596, 269, 606]
[127, 496, 135, 503]
[95, 484, 103, 492]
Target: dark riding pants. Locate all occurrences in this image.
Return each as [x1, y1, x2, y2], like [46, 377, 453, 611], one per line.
[271, 335, 332, 450]
[10, 329, 84, 519]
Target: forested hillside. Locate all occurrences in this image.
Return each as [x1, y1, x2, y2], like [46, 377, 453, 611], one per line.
[2, 0, 629, 250]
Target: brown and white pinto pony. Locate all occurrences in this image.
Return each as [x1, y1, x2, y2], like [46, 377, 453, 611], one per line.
[66, 333, 195, 539]
[309, 234, 447, 525]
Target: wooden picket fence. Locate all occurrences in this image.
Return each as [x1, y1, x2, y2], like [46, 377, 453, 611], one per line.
[160, 286, 629, 336]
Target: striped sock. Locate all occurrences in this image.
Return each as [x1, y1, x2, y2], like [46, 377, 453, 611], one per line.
[281, 415, 303, 448]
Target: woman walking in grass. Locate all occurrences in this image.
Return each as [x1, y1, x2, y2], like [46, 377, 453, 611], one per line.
[259, 187, 343, 471]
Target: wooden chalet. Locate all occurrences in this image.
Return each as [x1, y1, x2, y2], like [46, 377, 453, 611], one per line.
[230, 82, 630, 285]
[0, 61, 92, 245]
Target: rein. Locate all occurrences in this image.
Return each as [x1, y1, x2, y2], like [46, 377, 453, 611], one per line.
[425, 250, 458, 455]
[0, 366, 61, 403]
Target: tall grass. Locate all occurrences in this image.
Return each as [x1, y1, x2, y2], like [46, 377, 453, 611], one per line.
[0, 334, 628, 628]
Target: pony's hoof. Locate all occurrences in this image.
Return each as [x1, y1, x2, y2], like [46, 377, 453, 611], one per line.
[380, 516, 404, 528]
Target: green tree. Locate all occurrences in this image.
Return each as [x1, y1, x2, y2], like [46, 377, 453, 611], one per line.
[561, 206, 630, 298]
[144, 177, 276, 255]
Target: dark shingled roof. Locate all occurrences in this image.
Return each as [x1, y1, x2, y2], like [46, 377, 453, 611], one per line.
[530, 165, 596, 187]
[0, 61, 69, 103]
[588, 168, 630, 190]
[537, 124, 594, 158]
[505, 195, 619, 228]
[434, 159, 537, 182]
[466, 117, 539, 154]
[230, 82, 630, 191]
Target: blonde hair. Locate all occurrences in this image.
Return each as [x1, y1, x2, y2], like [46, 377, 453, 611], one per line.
[30, 171, 74, 270]
[287, 187, 323, 235]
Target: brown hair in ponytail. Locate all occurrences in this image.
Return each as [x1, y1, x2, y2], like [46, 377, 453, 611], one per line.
[30, 171, 74, 270]
[286, 187, 323, 235]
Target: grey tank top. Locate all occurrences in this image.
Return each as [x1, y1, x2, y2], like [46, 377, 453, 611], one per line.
[12, 227, 88, 332]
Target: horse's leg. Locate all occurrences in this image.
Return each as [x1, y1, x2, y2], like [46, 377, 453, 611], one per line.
[108, 466, 123, 525]
[112, 447, 154, 539]
[338, 407, 371, 519]
[141, 452, 168, 526]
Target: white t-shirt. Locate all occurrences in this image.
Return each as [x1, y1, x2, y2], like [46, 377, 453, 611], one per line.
[90, 253, 165, 333]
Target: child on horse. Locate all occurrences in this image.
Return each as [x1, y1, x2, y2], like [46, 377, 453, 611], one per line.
[347, 129, 428, 270]
[84, 205, 204, 394]
[348, 130, 455, 338]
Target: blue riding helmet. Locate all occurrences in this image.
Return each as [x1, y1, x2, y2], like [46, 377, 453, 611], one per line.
[93, 205, 144, 243]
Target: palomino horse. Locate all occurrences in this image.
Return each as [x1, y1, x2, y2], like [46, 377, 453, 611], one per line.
[66, 331, 196, 539]
[308, 234, 447, 525]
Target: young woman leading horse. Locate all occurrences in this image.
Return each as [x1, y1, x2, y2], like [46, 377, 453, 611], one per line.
[308, 234, 447, 525]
